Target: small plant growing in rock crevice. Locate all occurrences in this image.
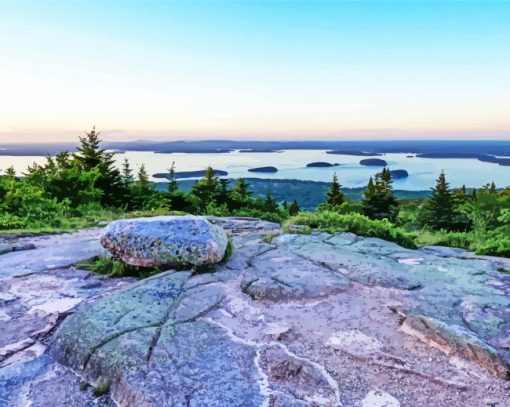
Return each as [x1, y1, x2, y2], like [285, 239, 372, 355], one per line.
[75, 240, 233, 278]
[92, 381, 110, 397]
[75, 255, 162, 279]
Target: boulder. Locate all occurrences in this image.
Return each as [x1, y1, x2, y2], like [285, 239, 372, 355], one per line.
[100, 216, 229, 268]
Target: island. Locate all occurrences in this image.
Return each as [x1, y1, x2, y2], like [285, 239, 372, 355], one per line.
[360, 158, 388, 166]
[306, 162, 338, 168]
[239, 149, 282, 153]
[248, 166, 278, 173]
[377, 169, 409, 179]
[153, 169, 228, 179]
[326, 150, 382, 156]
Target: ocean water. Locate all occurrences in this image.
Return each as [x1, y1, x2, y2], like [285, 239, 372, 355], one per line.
[4, 149, 510, 191]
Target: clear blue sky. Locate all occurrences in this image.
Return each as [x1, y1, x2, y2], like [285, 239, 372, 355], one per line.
[0, 1, 509, 141]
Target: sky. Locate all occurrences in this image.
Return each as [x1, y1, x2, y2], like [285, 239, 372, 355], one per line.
[0, 0, 509, 142]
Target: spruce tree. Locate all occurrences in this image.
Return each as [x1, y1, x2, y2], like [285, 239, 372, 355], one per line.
[74, 126, 126, 206]
[217, 179, 232, 207]
[191, 166, 220, 211]
[420, 171, 456, 230]
[136, 164, 150, 190]
[121, 158, 134, 185]
[263, 191, 279, 213]
[288, 199, 300, 216]
[4, 166, 16, 177]
[362, 171, 398, 222]
[232, 178, 251, 200]
[325, 173, 344, 207]
[167, 162, 178, 194]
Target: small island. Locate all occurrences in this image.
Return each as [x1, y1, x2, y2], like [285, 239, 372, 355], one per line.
[153, 169, 228, 179]
[377, 169, 409, 179]
[239, 149, 282, 153]
[360, 158, 388, 166]
[306, 162, 338, 168]
[248, 166, 278, 173]
[326, 150, 382, 156]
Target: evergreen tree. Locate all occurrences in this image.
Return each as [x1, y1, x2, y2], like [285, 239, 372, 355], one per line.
[232, 178, 251, 200]
[380, 167, 392, 186]
[362, 171, 398, 222]
[263, 191, 279, 213]
[288, 199, 300, 216]
[167, 162, 178, 194]
[230, 177, 252, 209]
[451, 184, 472, 231]
[217, 179, 231, 207]
[136, 164, 150, 189]
[191, 166, 220, 211]
[324, 173, 344, 207]
[4, 166, 16, 177]
[74, 126, 126, 206]
[419, 171, 456, 230]
[121, 158, 134, 185]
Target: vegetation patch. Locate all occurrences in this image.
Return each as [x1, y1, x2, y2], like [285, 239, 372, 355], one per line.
[285, 211, 416, 249]
[2, 127, 510, 258]
[75, 255, 163, 279]
[92, 381, 110, 397]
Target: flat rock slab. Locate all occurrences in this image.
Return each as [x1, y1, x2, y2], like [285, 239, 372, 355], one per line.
[0, 229, 104, 278]
[0, 229, 134, 406]
[3, 218, 510, 406]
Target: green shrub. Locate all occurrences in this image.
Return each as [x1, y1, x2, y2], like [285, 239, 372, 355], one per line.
[0, 213, 25, 229]
[75, 255, 161, 278]
[414, 229, 475, 250]
[232, 208, 285, 224]
[285, 211, 416, 249]
[475, 226, 510, 257]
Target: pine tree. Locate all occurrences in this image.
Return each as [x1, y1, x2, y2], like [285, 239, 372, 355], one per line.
[288, 199, 300, 216]
[263, 191, 279, 213]
[380, 167, 392, 186]
[121, 158, 134, 185]
[75, 126, 104, 168]
[217, 179, 231, 206]
[232, 178, 251, 200]
[325, 173, 344, 207]
[419, 171, 456, 230]
[362, 171, 398, 222]
[136, 164, 150, 190]
[4, 166, 16, 177]
[74, 126, 126, 206]
[451, 184, 472, 231]
[191, 166, 220, 211]
[167, 162, 178, 194]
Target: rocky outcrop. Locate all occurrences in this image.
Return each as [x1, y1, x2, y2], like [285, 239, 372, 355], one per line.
[2, 218, 510, 406]
[100, 216, 229, 268]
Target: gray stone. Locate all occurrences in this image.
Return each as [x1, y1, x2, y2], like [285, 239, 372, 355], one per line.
[241, 248, 350, 301]
[3, 218, 510, 406]
[100, 215, 229, 268]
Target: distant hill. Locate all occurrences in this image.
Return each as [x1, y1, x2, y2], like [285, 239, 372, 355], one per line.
[155, 178, 430, 210]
